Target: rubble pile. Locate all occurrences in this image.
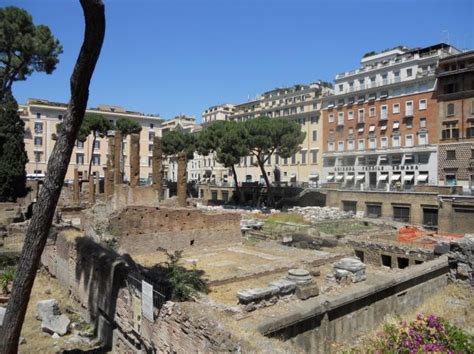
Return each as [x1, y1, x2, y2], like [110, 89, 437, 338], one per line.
[441, 234, 474, 286]
[288, 206, 353, 223]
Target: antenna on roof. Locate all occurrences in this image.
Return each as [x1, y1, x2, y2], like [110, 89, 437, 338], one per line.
[442, 30, 450, 45]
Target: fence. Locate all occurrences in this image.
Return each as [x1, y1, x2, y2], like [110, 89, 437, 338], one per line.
[125, 273, 167, 310]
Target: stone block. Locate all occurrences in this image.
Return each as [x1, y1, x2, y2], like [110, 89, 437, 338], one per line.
[268, 279, 296, 294]
[295, 283, 319, 300]
[237, 285, 280, 303]
[36, 299, 60, 320]
[434, 243, 450, 255]
[0, 307, 5, 326]
[41, 314, 70, 336]
[287, 268, 312, 285]
[333, 257, 366, 272]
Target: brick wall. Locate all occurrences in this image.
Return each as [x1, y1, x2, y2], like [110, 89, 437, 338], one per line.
[438, 141, 474, 184]
[109, 206, 241, 253]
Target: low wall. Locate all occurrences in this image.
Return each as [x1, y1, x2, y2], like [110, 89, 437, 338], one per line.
[112, 185, 159, 209]
[260, 257, 449, 353]
[109, 206, 241, 253]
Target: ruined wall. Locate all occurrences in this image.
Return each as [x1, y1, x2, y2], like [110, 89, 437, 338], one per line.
[262, 257, 449, 354]
[109, 206, 241, 253]
[438, 198, 474, 234]
[347, 239, 434, 268]
[111, 184, 159, 209]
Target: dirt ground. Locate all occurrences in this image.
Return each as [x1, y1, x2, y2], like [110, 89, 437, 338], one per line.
[10, 271, 98, 354]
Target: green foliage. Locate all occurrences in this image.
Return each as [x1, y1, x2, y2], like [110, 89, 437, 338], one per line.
[0, 91, 28, 201]
[1, 266, 16, 294]
[162, 130, 196, 160]
[0, 6, 63, 96]
[198, 120, 249, 168]
[83, 113, 114, 138]
[53, 120, 91, 142]
[115, 117, 142, 136]
[165, 251, 207, 301]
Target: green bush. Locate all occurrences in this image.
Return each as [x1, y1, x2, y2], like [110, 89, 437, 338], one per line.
[1, 267, 16, 294]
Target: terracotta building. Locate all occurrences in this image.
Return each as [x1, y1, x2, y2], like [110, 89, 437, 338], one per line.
[436, 50, 474, 192]
[321, 43, 461, 190]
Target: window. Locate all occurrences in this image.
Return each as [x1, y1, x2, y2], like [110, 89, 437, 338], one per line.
[348, 140, 355, 150]
[420, 118, 427, 128]
[338, 140, 344, 151]
[149, 132, 155, 141]
[348, 111, 354, 120]
[418, 133, 428, 145]
[369, 138, 376, 149]
[92, 154, 101, 165]
[34, 151, 42, 163]
[291, 154, 296, 164]
[406, 118, 413, 129]
[393, 206, 410, 223]
[358, 109, 365, 122]
[301, 150, 307, 164]
[405, 101, 413, 116]
[58, 114, 63, 120]
[311, 150, 318, 163]
[446, 174, 457, 186]
[380, 105, 388, 120]
[380, 137, 388, 148]
[34, 137, 43, 146]
[369, 107, 376, 117]
[338, 112, 344, 125]
[312, 130, 317, 141]
[358, 139, 365, 150]
[328, 114, 334, 123]
[419, 99, 427, 110]
[446, 150, 456, 160]
[76, 153, 84, 165]
[406, 68, 413, 77]
[471, 100, 474, 114]
[338, 84, 343, 92]
[392, 136, 400, 147]
[36, 112, 41, 119]
[391, 105, 399, 116]
[442, 122, 459, 140]
[94, 140, 100, 149]
[148, 144, 154, 152]
[299, 106, 305, 113]
[447, 103, 455, 116]
[34, 122, 43, 134]
[275, 155, 280, 164]
[367, 204, 382, 218]
[405, 135, 413, 147]
[76, 140, 84, 149]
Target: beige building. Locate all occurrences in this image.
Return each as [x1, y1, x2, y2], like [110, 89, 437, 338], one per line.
[20, 99, 164, 182]
[202, 104, 235, 125]
[228, 82, 333, 185]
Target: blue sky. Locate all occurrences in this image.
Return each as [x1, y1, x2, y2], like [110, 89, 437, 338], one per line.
[6, 0, 474, 122]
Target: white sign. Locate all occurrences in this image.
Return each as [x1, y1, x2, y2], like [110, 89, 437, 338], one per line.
[141, 280, 154, 321]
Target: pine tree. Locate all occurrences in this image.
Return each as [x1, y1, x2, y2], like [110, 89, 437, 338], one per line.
[0, 90, 28, 201]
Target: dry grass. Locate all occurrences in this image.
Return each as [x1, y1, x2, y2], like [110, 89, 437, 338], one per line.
[265, 213, 311, 225]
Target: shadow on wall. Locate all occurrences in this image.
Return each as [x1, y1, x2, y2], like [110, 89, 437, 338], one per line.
[72, 237, 208, 350]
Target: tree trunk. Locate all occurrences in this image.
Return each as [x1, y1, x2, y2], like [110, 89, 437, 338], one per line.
[231, 164, 241, 204]
[88, 133, 97, 178]
[0, 1, 105, 352]
[256, 156, 273, 207]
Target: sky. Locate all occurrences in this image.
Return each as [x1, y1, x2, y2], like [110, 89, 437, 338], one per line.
[5, 0, 474, 122]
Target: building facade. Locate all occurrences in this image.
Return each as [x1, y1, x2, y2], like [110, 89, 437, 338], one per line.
[436, 51, 474, 192]
[20, 99, 163, 182]
[202, 104, 235, 125]
[225, 82, 332, 186]
[321, 44, 460, 191]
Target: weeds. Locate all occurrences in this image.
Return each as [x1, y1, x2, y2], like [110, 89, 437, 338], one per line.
[0, 266, 16, 294]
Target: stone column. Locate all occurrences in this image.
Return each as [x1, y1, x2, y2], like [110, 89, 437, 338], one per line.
[95, 172, 101, 195]
[89, 173, 95, 204]
[73, 168, 80, 203]
[130, 133, 140, 188]
[152, 136, 162, 198]
[105, 135, 115, 196]
[114, 131, 122, 185]
[177, 151, 187, 207]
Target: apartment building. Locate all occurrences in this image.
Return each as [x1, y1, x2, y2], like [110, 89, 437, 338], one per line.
[202, 104, 235, 125]
[436, 51, 474, 192]
[230, 82, 332, 185]
[20, 99, 164, 182]
[321, 43, 461, 191]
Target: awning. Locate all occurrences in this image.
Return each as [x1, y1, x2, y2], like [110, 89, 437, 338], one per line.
[417, 174, 428, 182]
[346, 175, 355, 181]
[379, 155, 388, 162]
[290, 173, 297, 178]
[327, 175, 335, 181]
[358, 127, 364, 132]
[391, 174, 401, 181]
[356, 174, 365, 181]
[378, 174, 388, 181]
[380, 125, 387, 130]
[393, 122, 400, 129]
[335, 175, 344, 181]
[404, 175, 414, 182]
[369, 125, 375, 132]
[309, 173, 319, 180]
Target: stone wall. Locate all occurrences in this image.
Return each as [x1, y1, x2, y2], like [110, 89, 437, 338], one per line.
[111, 184, 159, 209]
[109, 206, 241, 253]
[438, 197, 474, 234]
[446, 235, 474, 286]
[347, 239, 434, 268]
[261, 257, 449, 353]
